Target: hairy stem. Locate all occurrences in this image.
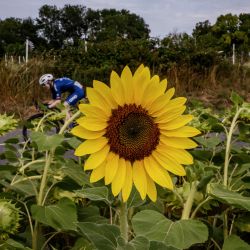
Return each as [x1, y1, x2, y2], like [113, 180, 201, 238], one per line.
[181, 181, 198, 220]
[119, 200, 128, 242]
[223, 107, 243, 187]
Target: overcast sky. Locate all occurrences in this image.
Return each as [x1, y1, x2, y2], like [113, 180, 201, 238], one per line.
[0, 0, 249, 38]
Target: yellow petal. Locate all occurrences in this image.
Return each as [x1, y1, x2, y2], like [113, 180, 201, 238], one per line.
[146, 173, 157, 202]
[74, 137, 108, 156]
[144, 156, 173, 190]
[141, 75, 162, 109]
[152, 97, 187, 117]
[90, 162, 106, 183]
[71, 125, 105, 139]
[157, 144, 193, 165]
[111, 157, 126, 196]
[93, 80, 118, 109]
[87, 88, 111, 116]
[159, 79, 168, 94]
[133, 64, 144, 78]
[161, 126, 201, 137]
[78, 104, 108, 120]
[105, 152, 119, 185]
[152, 150, 186, 176]
[122, 161, 133, 202]
[160, 136, 198, 149]
[133, 67, 151, 105]
[76, 117, 107, 131]
[154, 106, 186, 123]
[110, 71, 125, 106]
[133, 160, 147, 200]
[159, 115, 193, 130]
[121, 66, 134, 104]
[148, 88, 175, 115]
[84, 144, 110, 170]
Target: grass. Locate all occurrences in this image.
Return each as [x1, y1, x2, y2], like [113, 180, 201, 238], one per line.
[1, 58, 250, 118]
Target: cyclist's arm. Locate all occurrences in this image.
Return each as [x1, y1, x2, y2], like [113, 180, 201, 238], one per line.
[48, 99, 61, 108]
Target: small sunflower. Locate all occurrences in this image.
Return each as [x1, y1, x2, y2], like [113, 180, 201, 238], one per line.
[72, 65, 200, 202]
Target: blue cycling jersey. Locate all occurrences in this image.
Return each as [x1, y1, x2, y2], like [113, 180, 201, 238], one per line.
[52, 77, 85, 106]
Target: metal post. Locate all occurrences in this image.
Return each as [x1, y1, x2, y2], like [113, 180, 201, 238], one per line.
[25, 38, 29, 63]
[232, 43, 235, 65]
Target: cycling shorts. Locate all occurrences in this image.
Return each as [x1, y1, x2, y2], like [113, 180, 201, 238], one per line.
[65, 82, 85, 106]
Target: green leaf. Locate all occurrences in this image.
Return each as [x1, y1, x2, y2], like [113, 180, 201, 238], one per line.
[65, 137, 82, 149]
[235, 215, 250, 232]
[194, 136, 221, 148]
[208, 183, 250, 211]
[4, 150, 18, 162]
[75, 187, 111, 204]
[31, 198, 77, 231]
[130, 236, 150, 250]
[71, 238, 94, 250]
[0, 238, 32, 249]
[78, 222, 120, 250]
[132, 210, 208, 249]
[222, 235, 250, 250]
[4, 138, 19, 144]
[61, 160, 91, 186]
[149, 241, 178, 250]
[230, 91, 244, 106]
[117, 236, 135, 250]
[30, 131, 64, 151]
[78, 206, 108, 223]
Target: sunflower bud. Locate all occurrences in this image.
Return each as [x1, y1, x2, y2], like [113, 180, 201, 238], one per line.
[0, 200, 21, 240]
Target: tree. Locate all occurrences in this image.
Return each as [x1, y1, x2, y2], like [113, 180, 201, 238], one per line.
[60, 5, 87, 45]
[37, 5, 64, 48]
[85, 8, 150, 42]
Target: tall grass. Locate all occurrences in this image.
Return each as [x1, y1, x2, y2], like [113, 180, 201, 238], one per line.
[0, 58, 55, 118]
[1, 58, 250, 118]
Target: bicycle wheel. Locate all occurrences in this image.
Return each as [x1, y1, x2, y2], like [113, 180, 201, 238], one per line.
[22, 113, 63, 142]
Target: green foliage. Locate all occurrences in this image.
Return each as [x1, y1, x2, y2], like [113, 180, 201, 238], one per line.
[31, 198, 77, 231]
[132, 210, 208, 249]
[0, 113, 18, 136]
[0, 93, 250, 249]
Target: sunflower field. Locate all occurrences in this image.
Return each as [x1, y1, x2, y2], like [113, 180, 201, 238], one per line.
[0, 65, 250, 250]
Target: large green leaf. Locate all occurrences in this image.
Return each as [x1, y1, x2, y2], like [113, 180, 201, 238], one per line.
[194, 136, 222, 148]
[208, 183, 250, 211]
[78, 222, 120, 250]
[75, 186, 112, 204]
[149, 241, 178, 250]
[61, 159, 91, 186]
[132, 210, 208, 249]
[78, 206, 108, 223]
[0, 238, 31, 249]
[31, 198, 77, 231]
[222, 235, 250, 250]
[30, 131, 64, 151]
[129, 236, 150, 250]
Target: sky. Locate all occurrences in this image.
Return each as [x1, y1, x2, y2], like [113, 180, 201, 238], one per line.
[0, 0, 250, 38]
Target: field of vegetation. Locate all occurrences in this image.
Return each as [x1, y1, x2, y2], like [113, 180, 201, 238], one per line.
[0, 4, 250, 250]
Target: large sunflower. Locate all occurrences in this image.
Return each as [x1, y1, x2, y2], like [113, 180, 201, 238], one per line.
[72, 65, 200, 202]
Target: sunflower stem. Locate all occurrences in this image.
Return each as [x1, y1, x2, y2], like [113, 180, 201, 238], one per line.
[181, 181, 198, 220]
[119, 200, 128, 243]
[59, 110, 81, 134]
[223, 107, 243, 187]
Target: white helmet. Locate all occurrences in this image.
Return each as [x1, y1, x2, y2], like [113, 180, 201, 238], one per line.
[39, 74, 53, 85]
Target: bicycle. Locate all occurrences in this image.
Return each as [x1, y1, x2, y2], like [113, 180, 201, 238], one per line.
[22, 97, 87, 142]
[22, 102, 65, 142]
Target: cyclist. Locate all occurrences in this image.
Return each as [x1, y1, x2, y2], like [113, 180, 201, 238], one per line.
[39, 74, 85, 121]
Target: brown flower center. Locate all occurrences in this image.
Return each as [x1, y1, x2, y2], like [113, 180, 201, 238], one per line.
[105, 104, 160, 162]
